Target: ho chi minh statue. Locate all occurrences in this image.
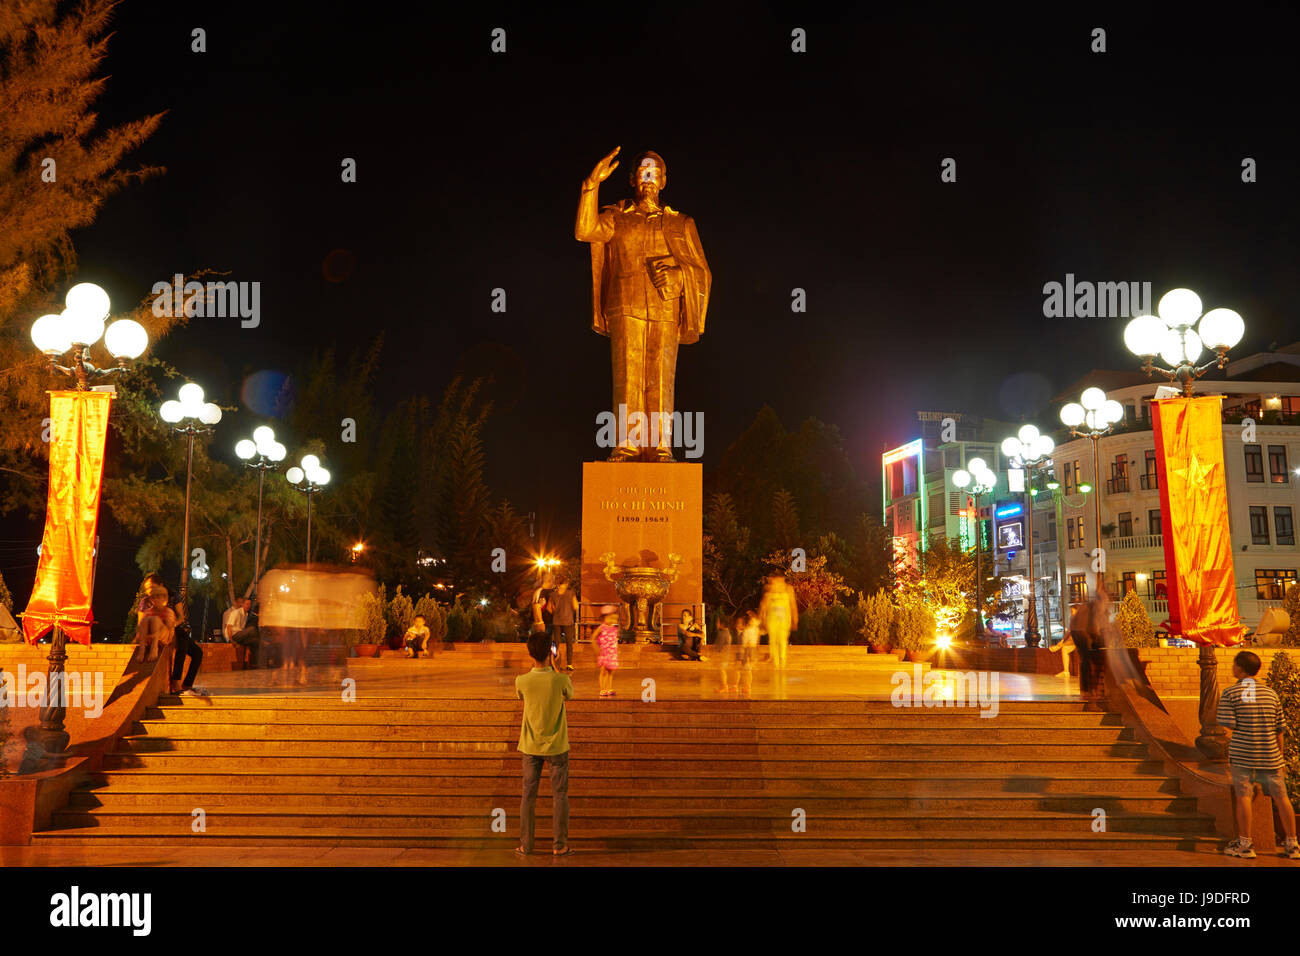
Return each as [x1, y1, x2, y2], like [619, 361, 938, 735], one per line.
[576, 147, 711, 462]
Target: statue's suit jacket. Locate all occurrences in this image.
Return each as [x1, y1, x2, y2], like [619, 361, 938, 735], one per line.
[586, 200, 711, 345]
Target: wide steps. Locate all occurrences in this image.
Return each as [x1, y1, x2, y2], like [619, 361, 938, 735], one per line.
[36, 689, 1215, 853]
[100, 752, 1168, 775]
[29, 827, 1223, 851]
[66, 789, 1197, 814]
[131, 721, 1132, 743]
[80, 769, 1180, 794]
[144, 707, 1121, 729]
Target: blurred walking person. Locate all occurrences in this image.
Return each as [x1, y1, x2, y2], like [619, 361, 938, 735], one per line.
[736, 610, 760, 697]
[551, 579, 579, 671]
[760, 574, 797, 669]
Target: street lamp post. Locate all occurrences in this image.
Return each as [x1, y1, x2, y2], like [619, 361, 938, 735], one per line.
[160, 384, 223, 605]
[1042, 475, 1093, 634]
[1001, 425, 1055, 646]
[286, 455, 331, 564]
[235, 427, 287, 608]
[1123, 288, 1245, 760]
[27, 283, 148, 754]
[1060, 388, 1126, 587]
[953, 460, 997, 642]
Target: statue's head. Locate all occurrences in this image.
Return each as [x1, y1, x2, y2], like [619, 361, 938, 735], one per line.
[629, 150, 667, 198]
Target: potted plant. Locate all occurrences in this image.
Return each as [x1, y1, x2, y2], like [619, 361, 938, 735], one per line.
[859, 589, 894, 654]
[352, 585, 387, 657]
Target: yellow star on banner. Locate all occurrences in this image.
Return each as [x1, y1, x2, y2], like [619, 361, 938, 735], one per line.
[1171, 451, 1214, 490]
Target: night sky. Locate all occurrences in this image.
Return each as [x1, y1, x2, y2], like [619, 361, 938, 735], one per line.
[7, 4, 1300, 625]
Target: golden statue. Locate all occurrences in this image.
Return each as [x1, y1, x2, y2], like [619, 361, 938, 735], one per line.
[576, 147, 711, 462]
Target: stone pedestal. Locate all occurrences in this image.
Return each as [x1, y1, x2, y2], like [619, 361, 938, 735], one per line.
[581, 462, 703, 640]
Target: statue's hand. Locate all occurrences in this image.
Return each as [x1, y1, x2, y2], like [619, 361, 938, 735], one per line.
[651, 261, 682, 292]
[586, 146, 621, 188]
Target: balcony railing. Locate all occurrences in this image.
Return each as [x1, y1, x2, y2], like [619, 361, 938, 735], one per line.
[1104, 533, 1163, 551]
[1106, 477, 1130, 494]
[1141, 597, 1169, 616]
[1139, 473, 1158, 490]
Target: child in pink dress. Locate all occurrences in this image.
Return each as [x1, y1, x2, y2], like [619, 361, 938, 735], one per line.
[595, 604, 621, 697]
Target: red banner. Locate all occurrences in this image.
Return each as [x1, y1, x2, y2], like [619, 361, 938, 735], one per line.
[21, 390, 114, 645]
[1151, 395, 1246, 647]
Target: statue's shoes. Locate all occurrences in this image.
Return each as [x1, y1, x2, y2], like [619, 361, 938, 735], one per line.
[606, 447, 639, 462]
[651, 448, 676, 463]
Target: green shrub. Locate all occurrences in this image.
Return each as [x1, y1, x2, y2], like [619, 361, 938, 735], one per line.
[1266, 651, 1300, 804]
[445, 601, 471, 643]
[357, 585, 387, 645]
[859, 588, 894, 647]
[1280, 583, 1300, 647]
[893, 603, 934, 652]
[817, 603, 854, 645]
[1117, 589, 1157, 648]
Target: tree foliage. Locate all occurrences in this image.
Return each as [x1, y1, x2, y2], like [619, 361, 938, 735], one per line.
[0, 0, 167, 513]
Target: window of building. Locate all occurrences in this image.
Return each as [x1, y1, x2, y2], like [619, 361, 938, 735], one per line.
[1148, 509, 1161, 535]
[1122, 570, 1137, 594]
[1069, 573, 1088, 604]
[1245, 444, 1264, 483]
[1250, 505, 1270, 544]
[1117, 512, 1132, 537]
[1063, 461, 1075, 495]
[1066, 515, 1085, 550]
[929, 494, 944, 530]
[1150, 569, 1166, 599]
[1113, 454, 1128, 478]
[1255, 569, 1297, 601]
[1269, 445, 1289, 483]
[1276, 506, 1295, 546]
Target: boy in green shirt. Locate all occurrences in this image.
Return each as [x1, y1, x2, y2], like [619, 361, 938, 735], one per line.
[514, 630, 575, 856]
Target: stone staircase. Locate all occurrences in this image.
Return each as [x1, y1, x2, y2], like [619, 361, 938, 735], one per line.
[32, 691, 1221, 851]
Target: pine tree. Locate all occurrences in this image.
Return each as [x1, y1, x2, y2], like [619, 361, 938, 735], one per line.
[1117, 587, 1157, 647]
[1266, 652, 1300, 803]
[770, 488, 801, 553]
[0, 0, 166, 513]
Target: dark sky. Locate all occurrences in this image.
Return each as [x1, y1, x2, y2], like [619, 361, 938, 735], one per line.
[8, 3, 1300, 627]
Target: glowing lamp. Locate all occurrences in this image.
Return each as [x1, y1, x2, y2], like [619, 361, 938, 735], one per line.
[953, 469, 971, 488]
[104, 319, 148, 359]
[1198, 308, 1244, 351]
[1060, 403, 1085, 428]
[1157, 288, 1202, 328]
[31, 314, 72, 355]
[1001, 437, 1021, 458]
[1101, 399, 1125, 425]
[65, 282, 111, 323]
[1124, 314, 1166, 358]
[1017, 424, 1040, 445]
[65, 307, 104, 347]
[235, 439, 257, 460]
[159, 400, 184, 424]
[286, 466, 304, 484]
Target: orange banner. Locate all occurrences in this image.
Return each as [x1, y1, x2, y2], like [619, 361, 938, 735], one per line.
[21, 391, 114, 645]
[1151, 395, 1246, 647]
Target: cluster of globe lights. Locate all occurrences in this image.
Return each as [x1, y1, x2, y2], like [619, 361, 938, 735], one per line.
[1123, 288, 1244, 370]
[235, 426, 288, 464]
[286, 454, 330, 488]
[1060, 387, 1126, 432]
[952, 457, 997, 493]
[159, 382, 223, 426]
[1001, 423, 1055, 465]
[30, 282, 149, 361]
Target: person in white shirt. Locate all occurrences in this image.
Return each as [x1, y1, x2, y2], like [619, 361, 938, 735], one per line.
[223, 597, 259, 668]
